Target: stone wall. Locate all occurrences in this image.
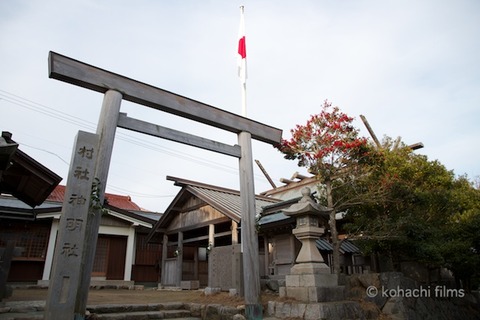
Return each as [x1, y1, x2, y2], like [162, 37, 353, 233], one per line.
[345, 272, 480, 320]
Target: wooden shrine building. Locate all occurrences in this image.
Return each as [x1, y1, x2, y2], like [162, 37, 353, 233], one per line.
[148, 176, 280, 288]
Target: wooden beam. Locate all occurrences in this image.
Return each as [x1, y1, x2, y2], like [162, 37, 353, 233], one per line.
[181, 235, 209, 244]
[360, 115, 381, 149]
[48, 51, 282, 145]
[255, 159, 276, 188]
[117, 113, 241, 158]
[179, 230, 233, 244]
[408, 142, 424, 150]
[166, 217, 231, 234]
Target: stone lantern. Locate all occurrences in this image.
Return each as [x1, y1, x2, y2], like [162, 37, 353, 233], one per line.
[283, 187, 330, 271]
[280, 187, 345, 302]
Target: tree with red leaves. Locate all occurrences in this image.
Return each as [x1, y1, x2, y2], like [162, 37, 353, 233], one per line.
[277, 100, 374, 274]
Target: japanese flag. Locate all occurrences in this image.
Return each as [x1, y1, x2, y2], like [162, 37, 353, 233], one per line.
[237, 6, 247, 85]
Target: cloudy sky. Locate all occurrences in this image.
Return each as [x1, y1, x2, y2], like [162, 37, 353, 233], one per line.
[1, 1, 479, 212]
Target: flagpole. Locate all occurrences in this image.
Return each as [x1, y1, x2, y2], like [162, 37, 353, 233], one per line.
[238, 5, 247, 117]
[241, 82, 247, 117]
[237, 6, 263, 320]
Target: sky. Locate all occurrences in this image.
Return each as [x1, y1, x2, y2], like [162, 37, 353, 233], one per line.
[1, 0, 479, 212]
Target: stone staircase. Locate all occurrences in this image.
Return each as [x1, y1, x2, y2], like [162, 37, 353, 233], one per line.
[0, 301, 206, 320]
[0, 300, 272, 320]
[87, 302, 202, 319]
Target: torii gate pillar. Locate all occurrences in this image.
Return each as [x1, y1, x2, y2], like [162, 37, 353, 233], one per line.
[75, 90, 122, 316]
[44, 90, 122, 320]
[238, 131, 262, 318]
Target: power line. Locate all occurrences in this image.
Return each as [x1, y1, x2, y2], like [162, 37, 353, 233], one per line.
[106, 185, 176, 199]
[0, 89, 240, 174]
[0, 90, 96, 130]
[0, 89, 271, 194]
[19, 143, 70, 165]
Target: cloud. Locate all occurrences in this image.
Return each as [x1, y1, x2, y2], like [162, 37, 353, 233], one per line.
[1, 0, 479, 211]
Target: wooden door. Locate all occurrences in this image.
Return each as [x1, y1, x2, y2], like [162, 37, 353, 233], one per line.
[92, 235, 127, 280]
[106, 236, 127, 280]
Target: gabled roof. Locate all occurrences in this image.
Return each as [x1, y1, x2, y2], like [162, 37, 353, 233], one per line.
[0, 132, 62, 207]
[148, 176, 281, 238]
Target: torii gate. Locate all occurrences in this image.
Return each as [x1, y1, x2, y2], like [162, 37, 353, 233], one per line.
[43, 52, 282, 320]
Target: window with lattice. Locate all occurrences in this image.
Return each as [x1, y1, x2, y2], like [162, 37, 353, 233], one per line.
[92, 236, 109, 276]
[0, 222, 50, 260]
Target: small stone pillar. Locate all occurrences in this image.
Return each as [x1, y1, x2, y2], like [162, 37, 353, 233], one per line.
[280, 187, 345, 302]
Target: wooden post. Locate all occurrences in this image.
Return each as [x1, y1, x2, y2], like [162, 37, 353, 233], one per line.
[44, 131, 99, 320]
[194, 247, 199, 280]
[0, 240, 15, 301]
[161, 234, 168, 286]
[264, 237, 269, 276]
[124, 228, 135, 280]
[41, 220, 59, 282]
[176, 231, 183, 287]
[238, 131, 262, 319]
[231, 221, 239, 245]
[74, 90, 122, 317]
[208, 224, 215, 247]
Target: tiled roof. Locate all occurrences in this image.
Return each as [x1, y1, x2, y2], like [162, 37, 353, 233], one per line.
[47, 185, 142, 211]
[316, 239, 361, 254]
[0, 194, 62, 220]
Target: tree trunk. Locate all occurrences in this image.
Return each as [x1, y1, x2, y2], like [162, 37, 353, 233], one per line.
[325, 179, 340, 275]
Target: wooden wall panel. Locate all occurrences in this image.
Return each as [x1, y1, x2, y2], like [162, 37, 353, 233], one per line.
[168, 205, 225, 232]
[163, 259, 177, 286]
[131, 265, 159, 282]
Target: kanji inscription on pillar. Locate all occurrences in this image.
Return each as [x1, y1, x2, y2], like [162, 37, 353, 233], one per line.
[44, 131, 99, 319]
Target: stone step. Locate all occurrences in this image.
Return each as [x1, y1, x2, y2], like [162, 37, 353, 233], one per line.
[86, 303, 198, 319]
[89, 309, 195, 320]
[0, 302, 252, 320]
[0, 311, 43, 320]
[87, 302, 185, 314]
[0, 311, 199, 320]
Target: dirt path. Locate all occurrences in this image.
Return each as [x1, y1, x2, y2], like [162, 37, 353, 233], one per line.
[5, 288, 283, 307]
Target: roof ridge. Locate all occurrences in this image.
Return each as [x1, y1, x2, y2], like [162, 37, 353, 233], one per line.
[166, 175, 280, 202]
[47, 185, 142, 211]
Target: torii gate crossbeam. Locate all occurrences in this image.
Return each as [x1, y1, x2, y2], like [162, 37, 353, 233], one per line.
[48, 52, 281, 145]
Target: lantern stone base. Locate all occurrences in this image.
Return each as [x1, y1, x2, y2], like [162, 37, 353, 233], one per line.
[280, 262, 345, 302]
[290, 262, 331, 275]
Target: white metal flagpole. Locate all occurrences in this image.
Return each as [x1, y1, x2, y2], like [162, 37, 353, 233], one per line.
[237, 6, 263, 319]
[238, 5, 247, 117]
